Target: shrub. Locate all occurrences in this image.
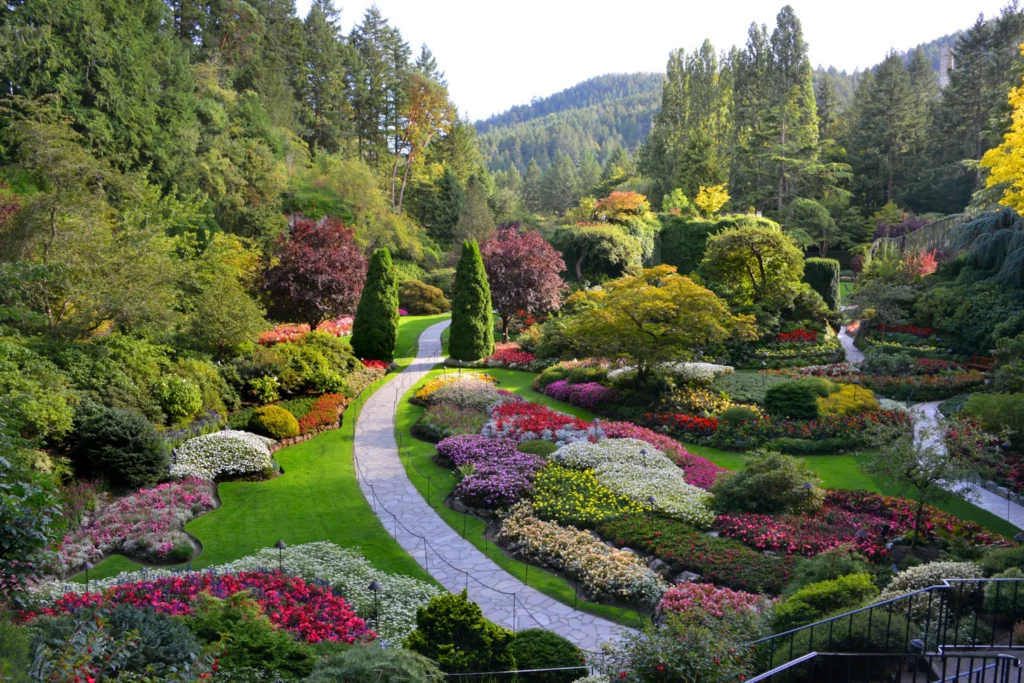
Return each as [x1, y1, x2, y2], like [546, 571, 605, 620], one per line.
[248, 375, 281, 403]
[424, 267, 456, 297]
[804, 258, 841, 311]
[962, 393, 1024, 451]
[784, 546, 876, 596]
[763, 437, 859, 454]
[0, 612, 30, 683]
[400, 280, 451, 315]
[509, 629, 583, 683]
[984, 568, 1024, 617]
[248, 405, 300, 439]
[107, 604, 203, 674]
[817, 384, 880, 417]
[152, 376, 203, 422]
[352, 248, 400, 362]
[980, 546, 1024, 576]
[307, 647, 443, 683]
[73, 407, 168, 490]
[711, 450, 824, 515]
[878, 561, 983, 620]
[800, 377, 838, 398]
[765, 381, 820, 419]
[774, 574, 879, 632]
[719, 405, 759, 425]
[710, 370, 791, 404]
[405, 590, 515, 673]
[170, 430, 274, 480]
[413, 404, 487, 442]
[517, 439, 558, 457]
[772, 607, 914, 669]
[425, 379, 503, 411]
[298, 393, 347, 433]
[449, 240, 495, 362]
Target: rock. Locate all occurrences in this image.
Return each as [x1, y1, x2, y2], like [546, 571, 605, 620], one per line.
[675, 571, 701, 584]
[450, 499, 468, 514]
[703, 531, 720, 538]
[648, 559, 671, 576]
[890, 537, 904, 546]
[620, 547, 635, 555]
[763, 550, 778, 558]
[506, 542, 520, 553]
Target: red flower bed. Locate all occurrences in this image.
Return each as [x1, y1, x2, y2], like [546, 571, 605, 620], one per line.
[298, 393, 347, 433]
[25, 571, 372, 644]
[361, 359, 390, 371]
[877, 324, 934, 337]
[258, 316, 354, 346]
[487, 400, 591, 436]
[776, 329, 818, 344]
[489, 344, 537, 365]
[644, 412, 719, 439]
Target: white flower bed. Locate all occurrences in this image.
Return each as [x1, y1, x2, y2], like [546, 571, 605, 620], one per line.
[878, 398, 910, 413]
[170, 430, 275, 480]
[554, 439, 714, 528]
[498, 503, 666, 606]
[36, 541, 440, 642]
[607, 362, 734, 384]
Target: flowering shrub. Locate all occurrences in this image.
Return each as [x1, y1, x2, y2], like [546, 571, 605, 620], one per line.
[877, 324, 935, 337]
[414, 373, 496, 402]
[55, 478, 214, 575]
[297, 393, 347, 433]
[487, 343, 537, 367]
[710, 410, 910, 448]
[361, 359, 390, 371]
[39, 542, 440, 642]
[776, 329, 819, 344]
[399, 308, 408, 316]
[498, 503, 665, 605]
[877, 561, 983, 620]
[658, 583, 768, 625]
[258, 316, 354, 346]
[436, 435, 546, 508]
[170, 430, 274, 480]
[532, 465, 644, 527]
[598, 514, 796, 594]
[29, 571, 372, 644]
[544, 380, 618, 408]
[482, 401, 594, 445]
[600, 421, 726, 489]
[554, 439, 714, 528]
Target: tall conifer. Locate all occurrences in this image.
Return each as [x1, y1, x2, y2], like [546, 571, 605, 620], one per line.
[449, 240, 494, 361]
[351, 248, 400, 362]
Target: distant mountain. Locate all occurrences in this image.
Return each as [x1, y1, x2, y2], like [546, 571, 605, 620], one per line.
[475, 73, 663, 173]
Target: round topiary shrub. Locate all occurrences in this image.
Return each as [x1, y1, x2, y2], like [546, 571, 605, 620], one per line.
[400, 280, 452, 315]
[249, 405, 300, 439]
[719, 405, 759, 425]
[711, 449, 823, 515]
[73, 407, 168, 490]
[152, 376, 203, 422]
[765, 381, 820, 420]
[800, 377, 837, 398]
[405, 590, 514, 673]
[508, 629, 583, 683]
[517, 439, 558, 458]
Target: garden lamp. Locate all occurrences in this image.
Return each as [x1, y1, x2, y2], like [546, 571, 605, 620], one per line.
[646, 496, 657, 534]
[275, 540, 287, 571]
[802, 482, 813, 490]
[83, 561, 94, 593]
[369, 580, 383, 624]
[855, 529, 869, 539]
[1015, 533, 1024, 546]
[760, 361, 767, 390]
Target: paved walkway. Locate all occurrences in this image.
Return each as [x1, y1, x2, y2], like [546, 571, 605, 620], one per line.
[352, 320, 627, 649]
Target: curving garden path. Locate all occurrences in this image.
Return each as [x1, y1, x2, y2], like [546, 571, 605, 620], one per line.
[351, 320, 626, 650]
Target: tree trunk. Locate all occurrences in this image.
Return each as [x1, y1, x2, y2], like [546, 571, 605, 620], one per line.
[397, 152, 414, 213]
[911, 498, 926, 549]
[390, 150, 403, 211]
[501, 316, 510, 343]
[575, 245, 589, 281]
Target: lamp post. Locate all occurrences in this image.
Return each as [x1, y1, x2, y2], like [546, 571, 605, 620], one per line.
[1015, 533, 1024, 547]
[760, 360, 767, 390]
[368, 580, 383, 627]
[646, 496, 657, 535]
[83, 561, 94, 593]
[275, 540, 287, 572]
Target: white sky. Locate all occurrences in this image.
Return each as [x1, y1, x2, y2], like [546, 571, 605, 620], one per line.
[294, 0, 1009, 121]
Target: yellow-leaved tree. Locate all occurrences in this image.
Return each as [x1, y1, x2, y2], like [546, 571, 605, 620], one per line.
[694, 184, 730, 218]
[981, 43, 1024, 212]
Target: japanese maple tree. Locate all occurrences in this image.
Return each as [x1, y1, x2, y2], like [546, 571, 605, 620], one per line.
[481, 223, 567, 342]
[264, 216, 367, 329]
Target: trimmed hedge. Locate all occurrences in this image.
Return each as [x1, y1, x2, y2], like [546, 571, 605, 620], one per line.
[508, 629, 582, 683]
[804, 258, 841, 311]
[658, 214, 780, 275]
[399, 280, 451, 315]
[249, 405, 300, 439]
[352, 247, 400, 362]
[449, 240, 495, 362]
[765, 381, 820, 420]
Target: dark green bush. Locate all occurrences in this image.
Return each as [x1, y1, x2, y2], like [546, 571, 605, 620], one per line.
[533, 365, 573, 390]
[764, 437, 859, 455]
[765, 381, 820, 419]
[961, 393, 1024, 450]
[400, 280, 451, 315]
[424, 268, 456, 298]
[249, 405, 300, 439]
[518, 439, 558, 457]
[711, 450, 823, 515]
[567, 366, 608, 385]
[107, 604, 203, 674]
[73, 407, 168, 490]
[659, 214, 780, 275]
[774, 574, 879, 632]
[449, 241, 495, 362]
[227, 406, 257, 430]
[784, 547, 876, 596]
[0, 612, 30, 683]
[984, 568, 1024, 617]
[710, 371, 790, 404]
[719, 405, 759, 425]
[980, 545, 1024, 576]
[509, 629, 583, 683]
[804, 258, 841, 311]
[352, 248, 400, 362]
[405, 590, 514, 673]
[800, 377, 837, 398]
[994, 361, 1024, 393]
[306, 646, 442, 683]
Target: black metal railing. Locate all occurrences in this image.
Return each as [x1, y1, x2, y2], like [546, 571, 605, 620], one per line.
[441, 666, 594, 683]
[748, 651, 1024, 683]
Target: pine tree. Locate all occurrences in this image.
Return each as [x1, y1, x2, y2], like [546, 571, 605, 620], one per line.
[424, 168, 464, 246]
[351, 248, 400, 362]
[578, 148, 602, 196]
[522, 159, 544, 212]
[449, 240, 495, 361]
[816, 74, 840, 141]
[414, 43, 445, 85]
[299, 0, 348, 152]
[542, 152, 579, 213]
[455, 175, 495, 244]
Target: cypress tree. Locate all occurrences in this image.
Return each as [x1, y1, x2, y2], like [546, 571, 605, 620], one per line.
[449, 240, 495, 361]
[351, 248, 400, 362]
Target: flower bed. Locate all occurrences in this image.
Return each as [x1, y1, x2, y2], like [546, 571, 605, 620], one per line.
[710, 410, 910, 449]
[659, 582, 768, 622]
[297, 393, 347, 433]
[877, 324, 935, 337]
[436, 435, 546, 508]
[482, 400, 594, 445]
[544, 380, 618, 408]
[414, 372, 497, 403]
[554, 439, 714, 528]
[599, 421, 726, 490]
[598, 514, 796, 595]
[532, 464, 644, 528]
[486, 343, 538, 368]
[424, 379, 509, 411]
[29, 571, 371, 644]
[645, 413, 720, 439]
[161, 409, 226, 449]
[361, 359, 390, 371]
[608, 361, 734, 384]
[780, 363, 986, 401]
[258, 316, 353, 346]
[498, 503, 666, 605]
[55, 478, 215, 575]
[776, 330, 818, 344]
[413, 404, 489, 442]
[170, 430, 275, 480]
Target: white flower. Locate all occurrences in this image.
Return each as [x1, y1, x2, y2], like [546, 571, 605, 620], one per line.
[607, 362, 734, 384]
[170, 430, 275, 480]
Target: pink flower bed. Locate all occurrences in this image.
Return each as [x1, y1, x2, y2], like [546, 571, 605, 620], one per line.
[258, 316, 354, 346]
[488, 343, 537, 366]
[56, 478, 215, 575]
[601, 421, 726, 490]
[28, 571, 372, 644]
[659, 582, 766, 620]
[544, 380, 617, 408]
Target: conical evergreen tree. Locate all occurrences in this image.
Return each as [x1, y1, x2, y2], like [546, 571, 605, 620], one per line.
[449, 240, 494, 361]
[351, 248, 400, 362]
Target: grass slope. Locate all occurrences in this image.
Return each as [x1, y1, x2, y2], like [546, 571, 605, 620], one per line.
[74, 315, 449, 583]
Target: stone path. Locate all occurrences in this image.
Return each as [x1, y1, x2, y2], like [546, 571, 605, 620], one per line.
[352, 320, 628, 650]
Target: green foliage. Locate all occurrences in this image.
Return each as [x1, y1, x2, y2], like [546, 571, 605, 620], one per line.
[984, 568, 1024, 617]
[801, 378, 838, 398]
[404, 590, 515, 674]
[107, 604, 204, 674]
[424, 269, 456, 298]
[508, 629, 582, 683]
[980, 546, 1024, 576]
[153, 376, 203, 422]
[774, 574, 879, 632]
[699, 222, 805, 310]
[552, 224, 642, 282]
[187, 592, 316, 678]
[765, 381, 821, 419]
[517, 440, 558, 457]
[817, 384, 879, 417]
[249, 405, 300, 440]
[658, 215, 778, 276]
[248, 376, 281, 404]
[961, 393, 1024, 450]
[0, 339, 77, 442]
[773, 607, 914, 667]
[804, 258, 841, 311]
[711, 449, 824, 515]
[449, 241, 495, 362]
[0, 612, 30, 683]
[73, 407, 168, 490]
[399, 280, 451, 316]
[306, 646, 443, 683]
[764, 437, 859, 455]
[718, 405, 760, 425]
[273, 332, 359, 394]
[785, 547, 876, 595]
[916, 279, 1024, 354]
[352, 248, 400, 363]
[710, 371, 790, 405]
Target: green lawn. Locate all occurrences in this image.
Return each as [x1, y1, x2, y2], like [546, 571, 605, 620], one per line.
[73, 315, 450, 583]
[839, 281, 855, 301]
[396, 368, 647, 629]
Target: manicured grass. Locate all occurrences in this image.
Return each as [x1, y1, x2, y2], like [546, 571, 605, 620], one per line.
[72, 315, 450, 583]
[840, 281, 855, 300]
[396, 368, 646, 629]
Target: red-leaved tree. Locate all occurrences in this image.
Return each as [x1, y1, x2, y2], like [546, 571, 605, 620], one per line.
[264, 217, 367, 329]
[481, 223, 567, 342]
